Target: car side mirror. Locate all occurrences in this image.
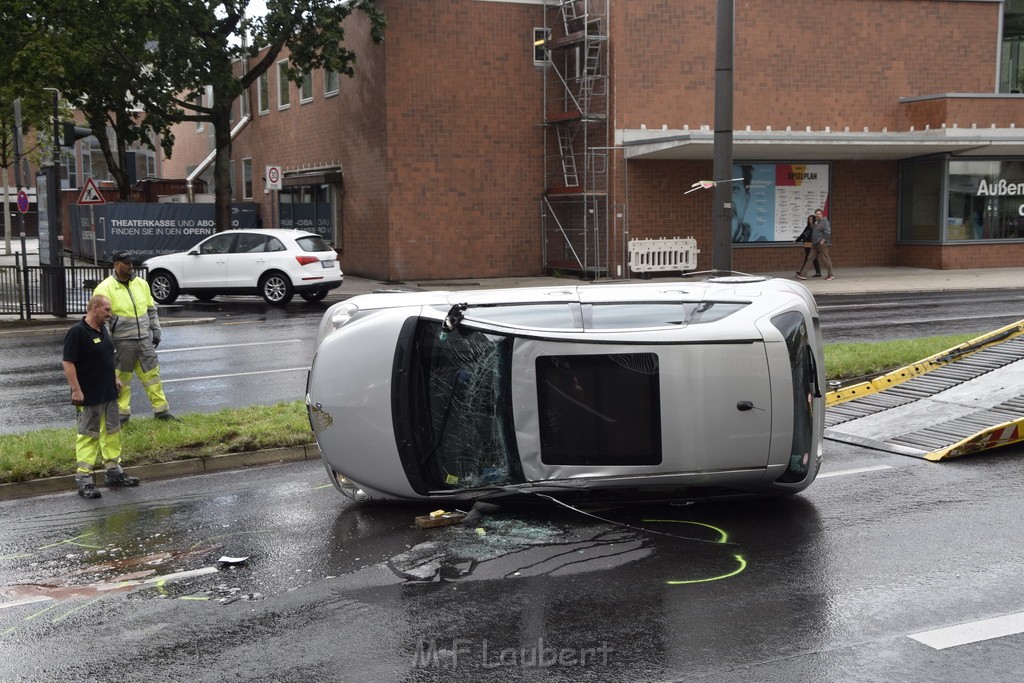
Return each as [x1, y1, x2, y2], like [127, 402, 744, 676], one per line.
[188, 250, 199, 256]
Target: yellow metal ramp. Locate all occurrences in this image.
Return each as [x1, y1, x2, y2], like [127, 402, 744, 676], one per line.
[825, 320, 1024, 461]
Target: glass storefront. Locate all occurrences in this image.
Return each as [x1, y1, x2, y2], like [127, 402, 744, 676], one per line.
[899, 157, 1024, 242]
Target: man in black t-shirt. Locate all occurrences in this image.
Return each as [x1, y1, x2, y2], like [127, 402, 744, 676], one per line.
[62, 295, 141, 499]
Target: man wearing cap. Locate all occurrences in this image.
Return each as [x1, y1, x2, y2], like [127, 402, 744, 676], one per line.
[92, 251, 179, 424]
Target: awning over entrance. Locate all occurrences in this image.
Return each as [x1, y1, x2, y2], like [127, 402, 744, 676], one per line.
[620, 127, 1024, 161]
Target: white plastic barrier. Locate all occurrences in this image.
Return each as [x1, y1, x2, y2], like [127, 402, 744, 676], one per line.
[628, 237, 700, 274]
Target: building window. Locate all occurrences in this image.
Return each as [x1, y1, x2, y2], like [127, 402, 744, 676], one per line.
[62, 149, 78, 189]
[242, 158, 253, 200]
[1001, 1, 1024, 93]
[300, 72, 313, 102]
[229, 160, 236, 200]
[324, 69, 339, 96]
[239, 86, 249, 119]
[258, 72, 269, 114]
[534, 27, 550, 65]
[277, 60, 290, 109]
[947, 159, 1024, 240]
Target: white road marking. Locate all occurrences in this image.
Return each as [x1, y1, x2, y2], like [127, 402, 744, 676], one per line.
[909, 611, 1024, 650]
[0, 595, 53, 610]
[162, 367, 309, 383]
[158, 339, 303, 354]
[816, 464, 893, 479]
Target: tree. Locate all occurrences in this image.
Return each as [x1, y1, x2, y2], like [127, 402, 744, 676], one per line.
[10, 1, 384, 235]
[131, 0, 386, 231]
[0, 1, 63, 254]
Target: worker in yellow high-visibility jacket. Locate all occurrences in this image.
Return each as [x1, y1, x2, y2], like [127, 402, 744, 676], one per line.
[92, 251, 179, 424]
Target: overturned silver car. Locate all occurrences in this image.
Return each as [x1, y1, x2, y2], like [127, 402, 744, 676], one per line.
[306, 277, 824, 502]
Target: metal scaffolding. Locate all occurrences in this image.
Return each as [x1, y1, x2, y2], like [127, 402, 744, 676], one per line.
[541, 0, 612, 278]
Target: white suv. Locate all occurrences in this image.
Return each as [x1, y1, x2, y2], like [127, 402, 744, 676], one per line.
[144, 229, 343, 306]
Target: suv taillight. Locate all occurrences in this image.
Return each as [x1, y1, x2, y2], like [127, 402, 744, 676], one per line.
[295, 255, 319, 266]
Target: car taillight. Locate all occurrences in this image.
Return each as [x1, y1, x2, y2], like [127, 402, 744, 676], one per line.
[295, 255, 319, 266]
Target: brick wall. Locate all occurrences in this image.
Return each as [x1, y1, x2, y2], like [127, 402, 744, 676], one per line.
[381, 0, 545, 281]
[612, 0, 1000, 131]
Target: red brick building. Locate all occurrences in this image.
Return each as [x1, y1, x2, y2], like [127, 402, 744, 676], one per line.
[161, 0, 1024, 281]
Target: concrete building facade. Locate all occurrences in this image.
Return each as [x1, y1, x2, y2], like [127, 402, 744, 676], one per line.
[161, 0, 1024, 281]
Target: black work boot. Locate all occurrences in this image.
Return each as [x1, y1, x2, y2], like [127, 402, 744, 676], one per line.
[154, 411, 181, 422]
[77, 478, 102, 499]
[119, 414, 131, 425]
[104, 469, 140, 487]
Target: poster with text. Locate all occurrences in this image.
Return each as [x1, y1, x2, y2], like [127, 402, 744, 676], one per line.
[731, 163, 830, 242]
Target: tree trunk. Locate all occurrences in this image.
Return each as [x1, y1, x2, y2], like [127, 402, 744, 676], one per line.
[212, 104, 233, 231]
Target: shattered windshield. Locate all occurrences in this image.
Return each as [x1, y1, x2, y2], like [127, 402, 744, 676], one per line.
[409, 320, 524, 490]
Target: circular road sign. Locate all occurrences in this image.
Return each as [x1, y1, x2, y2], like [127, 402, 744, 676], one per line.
[16, 190, 29, 214]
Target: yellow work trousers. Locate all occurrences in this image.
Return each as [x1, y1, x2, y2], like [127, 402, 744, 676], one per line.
[76, 401, 122, 475]
[117, 363, 169, 418]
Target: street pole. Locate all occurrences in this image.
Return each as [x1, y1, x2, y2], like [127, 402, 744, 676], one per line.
[712, 0, 734, 273]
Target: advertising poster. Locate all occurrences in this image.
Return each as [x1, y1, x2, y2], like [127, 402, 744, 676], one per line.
[731, 163, 830, 242]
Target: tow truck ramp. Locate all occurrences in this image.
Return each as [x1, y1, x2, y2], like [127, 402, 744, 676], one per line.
[825, 320, 1024, 461]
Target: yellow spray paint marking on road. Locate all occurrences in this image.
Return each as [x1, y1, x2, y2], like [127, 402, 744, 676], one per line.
[38, 531, 101, 550]
[641, 519, 748, 585]
[666, 554, 748, 585]
[51, 596, 104, 624]
[642, 519, 730, 544]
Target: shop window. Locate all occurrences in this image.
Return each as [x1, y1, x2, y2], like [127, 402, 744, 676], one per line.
[947, 159, 1024, 240]
[899, 160, 943, 241]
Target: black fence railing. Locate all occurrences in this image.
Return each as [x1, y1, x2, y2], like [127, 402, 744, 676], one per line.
[0, 256, 146, 319]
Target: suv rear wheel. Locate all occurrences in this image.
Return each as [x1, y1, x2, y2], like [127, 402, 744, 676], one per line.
[259, 271, 293, 306]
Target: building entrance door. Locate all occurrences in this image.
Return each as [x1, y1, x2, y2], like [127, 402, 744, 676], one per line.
[279, 183, 335, 243]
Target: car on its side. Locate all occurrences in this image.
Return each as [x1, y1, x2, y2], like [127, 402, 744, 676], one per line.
[306, 276, 825, 503]
[143, 229, 343, 306]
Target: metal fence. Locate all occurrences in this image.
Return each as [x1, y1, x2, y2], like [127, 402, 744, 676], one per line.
[0, 257, 145, 319]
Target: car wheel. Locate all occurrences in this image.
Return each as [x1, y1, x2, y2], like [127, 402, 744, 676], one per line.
[300, 289, 329, 303]
[259, 271, 293, 306]
[193, 292, 217, 302]
[149, 271, 179, 305]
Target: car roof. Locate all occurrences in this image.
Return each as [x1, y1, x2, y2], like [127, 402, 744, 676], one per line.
[221, 228, 321, 239]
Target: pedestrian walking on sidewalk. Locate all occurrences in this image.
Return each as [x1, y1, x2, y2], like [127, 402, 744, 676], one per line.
[795, 214, 821, 277]
[62, 294, 140, 499]
[796, 209, 835, 281]
[92, 251, 179, 424]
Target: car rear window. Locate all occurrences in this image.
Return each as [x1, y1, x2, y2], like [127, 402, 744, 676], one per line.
[587, 301, 748, 329]
[295, 235, 334, 252]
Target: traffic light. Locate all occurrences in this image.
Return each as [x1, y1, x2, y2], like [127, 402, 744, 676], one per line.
[62, 122, 92, 147]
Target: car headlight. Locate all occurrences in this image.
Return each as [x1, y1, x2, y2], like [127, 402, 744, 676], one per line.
[330, 302, 359, 331]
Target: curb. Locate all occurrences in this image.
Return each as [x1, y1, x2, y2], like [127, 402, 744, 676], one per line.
[0, 443, 320, 501]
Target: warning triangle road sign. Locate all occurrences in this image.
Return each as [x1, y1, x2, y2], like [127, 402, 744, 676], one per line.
[77, 177, 107, 205]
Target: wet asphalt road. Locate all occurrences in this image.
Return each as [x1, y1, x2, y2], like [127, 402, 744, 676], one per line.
[3, 439, 1024, 681]
[2, 288, 1023, 434]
